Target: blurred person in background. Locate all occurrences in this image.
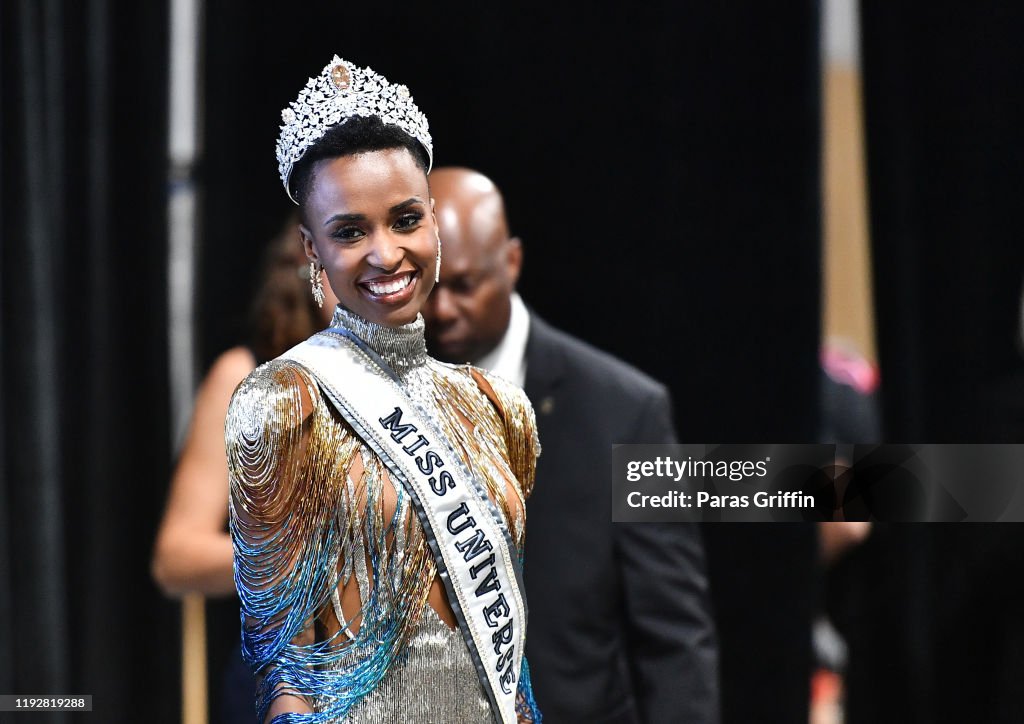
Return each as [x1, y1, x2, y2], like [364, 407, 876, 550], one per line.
[812, 341, 879, 724]
[423, 166, 719, 724]
[151, 215, 339, 722]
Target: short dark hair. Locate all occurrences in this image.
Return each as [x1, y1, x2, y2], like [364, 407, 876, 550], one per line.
[289, 115, 430, 207]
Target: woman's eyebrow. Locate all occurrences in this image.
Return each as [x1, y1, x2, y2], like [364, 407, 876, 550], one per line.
[323, 212, 365, 226]
[322, 198, 423, 226]
[389, 197, 424, 213]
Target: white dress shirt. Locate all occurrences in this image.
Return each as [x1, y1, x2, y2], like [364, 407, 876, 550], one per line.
[476, 293, 530, 388]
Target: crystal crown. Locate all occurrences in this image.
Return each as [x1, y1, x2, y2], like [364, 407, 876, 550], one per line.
[276, 55, 433, 203]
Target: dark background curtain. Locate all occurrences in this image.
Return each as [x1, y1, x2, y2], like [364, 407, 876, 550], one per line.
[3, 1, 821, 722]
[828, 4, 1024, 724]
[1, 1, 179, 722]
[200, 2, 822, 444]
[864, 4, 1024, 445]
[201, 5, 822, 722]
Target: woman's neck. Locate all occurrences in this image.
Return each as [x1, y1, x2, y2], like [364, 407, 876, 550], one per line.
[329, 305, 427, 375]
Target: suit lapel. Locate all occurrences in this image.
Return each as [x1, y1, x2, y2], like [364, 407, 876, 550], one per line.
[524, 313, 566, 417]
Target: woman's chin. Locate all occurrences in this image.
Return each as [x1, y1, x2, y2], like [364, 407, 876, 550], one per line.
[380, 310, 420, 327]
[349, 299, 422, 328]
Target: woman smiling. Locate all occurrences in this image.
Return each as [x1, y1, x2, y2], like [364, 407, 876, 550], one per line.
[225, 56, 541, 723]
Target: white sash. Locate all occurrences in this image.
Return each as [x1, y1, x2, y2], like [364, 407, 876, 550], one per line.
[282, 329, 526, 724]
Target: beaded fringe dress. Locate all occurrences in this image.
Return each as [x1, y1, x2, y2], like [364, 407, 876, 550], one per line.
[226, 307, 542, 723]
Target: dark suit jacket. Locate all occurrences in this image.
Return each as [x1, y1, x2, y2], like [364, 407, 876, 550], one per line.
[522, 314, 719, 724]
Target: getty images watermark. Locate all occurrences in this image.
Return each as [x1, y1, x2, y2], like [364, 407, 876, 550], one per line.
[612, 444, 1024, 522]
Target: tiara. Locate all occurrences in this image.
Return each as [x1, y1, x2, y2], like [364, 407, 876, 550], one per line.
[276, 55, 433, 203]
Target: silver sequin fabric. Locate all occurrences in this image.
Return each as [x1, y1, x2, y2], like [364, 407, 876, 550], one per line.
[320, 307, 494, 723]
[336, 607, 492, 723]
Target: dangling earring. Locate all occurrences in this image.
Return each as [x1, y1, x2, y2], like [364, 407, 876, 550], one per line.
[310, 261, 325, 308]
[434, 232, 442, 284]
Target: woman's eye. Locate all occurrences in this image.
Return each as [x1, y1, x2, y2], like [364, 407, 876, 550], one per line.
[331, 226, 364, 241]
[394, 213, 423, 231]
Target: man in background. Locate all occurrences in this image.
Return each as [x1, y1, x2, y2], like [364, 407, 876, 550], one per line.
[423, 167, 719, 724]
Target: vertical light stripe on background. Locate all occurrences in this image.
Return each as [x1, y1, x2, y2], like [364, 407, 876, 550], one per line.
[822, 0, 876, 364]
[168, 0, 206, 722]
[14, 1, 71, 718]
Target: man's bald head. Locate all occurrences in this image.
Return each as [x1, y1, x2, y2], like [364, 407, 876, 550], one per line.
[423, 167, 522, 364]
[430, 167, 510, 250]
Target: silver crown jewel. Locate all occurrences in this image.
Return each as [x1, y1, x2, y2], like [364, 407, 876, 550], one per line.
[276, 55, 433, 203]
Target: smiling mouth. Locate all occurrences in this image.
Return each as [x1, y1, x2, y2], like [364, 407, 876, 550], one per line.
[360, 271, 417, 299]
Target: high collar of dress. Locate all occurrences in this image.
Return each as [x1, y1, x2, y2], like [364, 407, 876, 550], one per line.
[330, 305, 427, 375]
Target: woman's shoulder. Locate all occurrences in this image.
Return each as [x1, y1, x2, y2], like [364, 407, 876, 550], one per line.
[227, 357, 320, 435]
[459, 364, 534, 420]
[439, 362, 539, 451]
[457, 365, 541, 497]
[234, 356, 315, 396]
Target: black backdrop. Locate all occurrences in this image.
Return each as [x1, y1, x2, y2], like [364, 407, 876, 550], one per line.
[1, 1, 179, 722]
[863, 3, 1024, 443]
[201, 2, 822, 443]
[3, 1, 833, 722]
[830, 5, 1024, 724]
[201, 9, 823, 721]
[22, 0, 1024, 721]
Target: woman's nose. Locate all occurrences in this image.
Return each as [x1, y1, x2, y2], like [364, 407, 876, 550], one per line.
[366, 232, 403, 270]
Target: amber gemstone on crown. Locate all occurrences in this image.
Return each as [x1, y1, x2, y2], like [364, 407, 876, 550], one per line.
[330, 64, 351, 90]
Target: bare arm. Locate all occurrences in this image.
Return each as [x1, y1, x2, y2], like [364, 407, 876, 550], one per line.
[151, 347, 256, 598]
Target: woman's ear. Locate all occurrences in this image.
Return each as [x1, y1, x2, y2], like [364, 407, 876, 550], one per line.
[298, 224, 318, 264]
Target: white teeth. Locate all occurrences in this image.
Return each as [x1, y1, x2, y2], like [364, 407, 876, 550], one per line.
[365, 274, 412, 296]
